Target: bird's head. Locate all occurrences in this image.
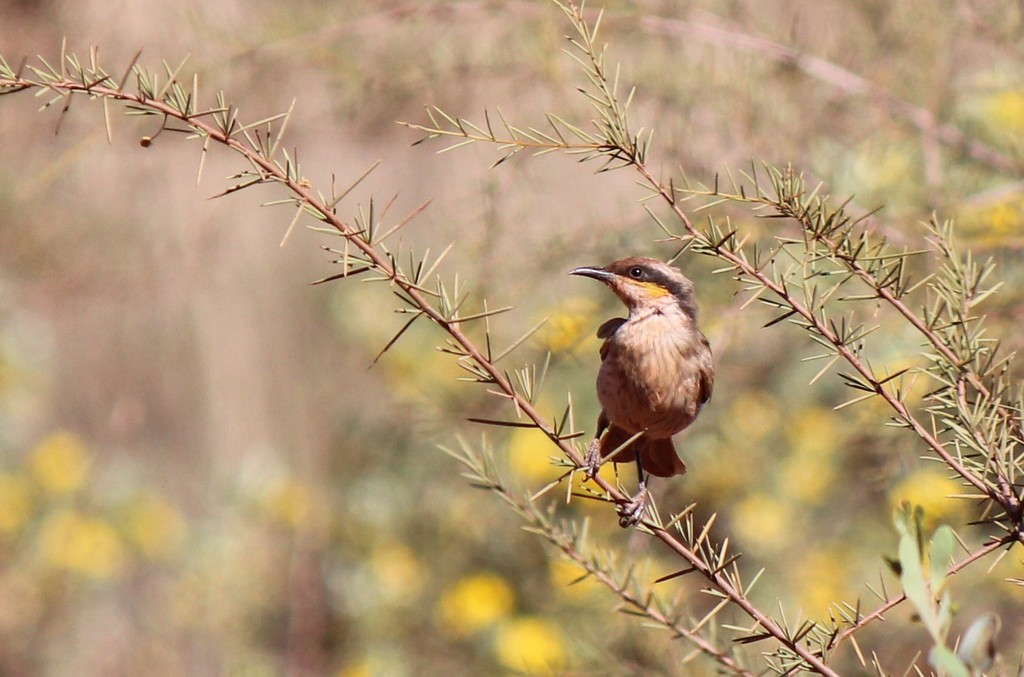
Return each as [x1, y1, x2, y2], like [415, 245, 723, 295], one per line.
[570, 257, 699, 319]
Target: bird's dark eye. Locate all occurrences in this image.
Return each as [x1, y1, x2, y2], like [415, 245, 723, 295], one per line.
[628, 266, 644, 279]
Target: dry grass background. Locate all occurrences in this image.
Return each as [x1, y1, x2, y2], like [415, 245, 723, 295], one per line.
[1, 0, 1023, 675]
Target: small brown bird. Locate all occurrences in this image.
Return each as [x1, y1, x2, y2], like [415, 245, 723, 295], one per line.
[570, 257, 714, 526]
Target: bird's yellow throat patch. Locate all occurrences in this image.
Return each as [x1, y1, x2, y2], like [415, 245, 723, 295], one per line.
[630, 280, 671, 298]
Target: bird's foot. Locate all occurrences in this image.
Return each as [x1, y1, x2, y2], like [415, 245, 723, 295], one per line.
[584, 438, 603, 480]
[617, 482, 651, 528]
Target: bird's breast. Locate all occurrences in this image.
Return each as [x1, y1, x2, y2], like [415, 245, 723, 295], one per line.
[597, 313, 709, 438]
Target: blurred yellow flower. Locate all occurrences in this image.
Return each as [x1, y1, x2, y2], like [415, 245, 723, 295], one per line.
[780, 455, 834, 505]
[849, 383, 892, 425]
[334, 288, 463, 402]
[831, 136, 919, 211]
[437, 572, 515, 637]
[508, 428, 558, 484]
[985, 200, 1022, 232]
[263, 478, 317, 529]
[780, 408, 841, 504]
[40, 509, 125, 579]
[380, 349, 462, 401]
[786, 407, 843, 458]
[336, 655, 407, 677]
[792, 550, 851, 620]
[336, 661, 372, 677]
[29, 431, 89, 495]
[732, 492, 794, 551]
[371, 541, 425, 602]
[728, 391, 779, 443]
[506, 426, 616, 499]
[124, 493, 188, 559]
[0, 473, 34, 535]
[494, 616, 566, 674]
[982, 89, 1024, 136]
[957, 195, 1024, 248]
[536, 297, 599, 355]
[548, 558, 602, 599]
[889, 469, 964, 529]
[853, 142, 915, 193]
[689, 446, 746, 499]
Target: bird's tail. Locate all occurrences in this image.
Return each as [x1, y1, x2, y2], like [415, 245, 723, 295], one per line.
[599, 425, 687, 478]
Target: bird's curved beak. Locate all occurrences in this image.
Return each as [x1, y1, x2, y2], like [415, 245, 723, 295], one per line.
[569, 265, 613, 281]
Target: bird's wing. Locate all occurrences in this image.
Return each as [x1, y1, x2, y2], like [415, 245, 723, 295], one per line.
[596, 317, 626, 361]
[698, 332, 714, 404]
[596, 317, 626, 339]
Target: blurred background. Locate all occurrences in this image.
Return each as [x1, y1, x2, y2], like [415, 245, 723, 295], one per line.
[1, 0, 1023, 674]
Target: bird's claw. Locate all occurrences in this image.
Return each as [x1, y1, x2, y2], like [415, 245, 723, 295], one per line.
[617, 482, 651, 528]
[584, 438, 603, 479]
[584, 437, 649, 527]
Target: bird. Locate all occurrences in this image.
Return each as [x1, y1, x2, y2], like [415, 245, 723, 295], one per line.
[570, 257, 714, 527]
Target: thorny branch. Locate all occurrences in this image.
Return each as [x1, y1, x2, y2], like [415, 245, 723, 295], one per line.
[829, 535, 1010, 651]
[401, 0, 1024, 671]
[4, 0, 1023, 671]
[648, 167, 1020, 513]
[448, 440, 758, 675]
[251, 1, 1021, 177]
[637, 160, 1024, 652]
[0, 45, 840, 675]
